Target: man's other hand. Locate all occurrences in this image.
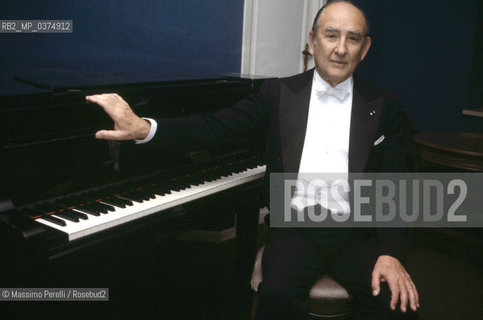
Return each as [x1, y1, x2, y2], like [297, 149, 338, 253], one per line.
[372, 255, 419, 313]
[86, 93, 150, 140]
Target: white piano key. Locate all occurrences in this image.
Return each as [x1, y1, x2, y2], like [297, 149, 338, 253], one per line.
[35, 165, 266, 241]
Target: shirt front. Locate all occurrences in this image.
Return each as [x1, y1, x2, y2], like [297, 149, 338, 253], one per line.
[291, 71, 353, 214]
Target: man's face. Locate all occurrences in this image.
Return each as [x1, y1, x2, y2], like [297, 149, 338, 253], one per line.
[309, 2, 371, 87]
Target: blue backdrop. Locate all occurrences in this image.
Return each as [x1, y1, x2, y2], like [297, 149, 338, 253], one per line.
[0, 0, 244, 94]
[1, 0, 480, 132]
[355, 0, 481, 132]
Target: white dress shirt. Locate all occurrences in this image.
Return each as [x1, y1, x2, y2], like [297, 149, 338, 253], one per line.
[291, 71, 353, 215]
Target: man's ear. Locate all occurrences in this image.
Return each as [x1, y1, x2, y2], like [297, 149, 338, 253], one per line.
[360, 36, 372, 61]
[308, 29, 315, 56]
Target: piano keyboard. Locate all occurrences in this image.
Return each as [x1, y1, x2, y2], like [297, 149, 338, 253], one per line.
[29, 164, 266, 241]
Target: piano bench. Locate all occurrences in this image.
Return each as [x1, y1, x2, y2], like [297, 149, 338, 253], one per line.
[250, 246, 354, 320]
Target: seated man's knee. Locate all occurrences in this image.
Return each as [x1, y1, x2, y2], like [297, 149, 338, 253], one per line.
[258, 280, 297, 304]
[256, 280, 308, 320]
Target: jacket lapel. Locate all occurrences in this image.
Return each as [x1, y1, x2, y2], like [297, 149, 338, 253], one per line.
[348, 76, 383, 172]
[279, 71, 313, 172]
[278, 71, 383, 173]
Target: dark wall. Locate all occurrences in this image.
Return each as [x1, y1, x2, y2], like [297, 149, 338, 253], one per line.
[0, 0, 244, 95]
[354, 0, 481, 132]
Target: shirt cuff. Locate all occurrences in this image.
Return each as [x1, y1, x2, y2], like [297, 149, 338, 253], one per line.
[134, 118, 157, 144]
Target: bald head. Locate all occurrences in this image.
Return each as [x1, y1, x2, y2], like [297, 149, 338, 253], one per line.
[312, 0, 370, 37]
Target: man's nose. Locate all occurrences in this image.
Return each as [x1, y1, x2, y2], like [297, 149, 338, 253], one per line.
[334, 39, 347, 56]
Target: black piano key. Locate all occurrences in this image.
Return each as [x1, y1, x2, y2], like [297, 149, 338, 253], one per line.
[97, 202, 115, 212]
[153, 191, 166, 196]
[68, 210, 88, 220]
[83, 202, 109, 214]
[132, 191, 156, 200]
[101, 198, 126, 209]
[119, 191, 142, 203]
[22, 207, 68, 227]
[74, 207, 100, 217]
[41, 215, 67, 227]
[36, 203, 85, 221]
[153, 183, 172, 194]
[131, 183, 156, 197]
[48, 203, 89, 220]
[139, 194, 151, 201]
[116, 196, 134, 206]
[54, 211, 79, 223]
[81, 192, 115, 211]
[77, 203, 101, 215]
[46, 203, 89, 220]
[200, 177, 207, 184]
[122, 192, 148, 203]
[51, 203, 89, 220]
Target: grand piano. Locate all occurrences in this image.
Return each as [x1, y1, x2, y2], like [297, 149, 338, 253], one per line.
[0, 72, 269, 290]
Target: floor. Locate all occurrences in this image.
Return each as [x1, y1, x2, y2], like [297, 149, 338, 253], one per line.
[3, 225, 482, 320]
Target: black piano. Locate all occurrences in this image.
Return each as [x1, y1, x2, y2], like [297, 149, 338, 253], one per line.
[0, 72, 269, 312]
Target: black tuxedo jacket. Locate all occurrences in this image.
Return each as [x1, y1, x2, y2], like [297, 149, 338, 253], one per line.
[153, 69, 408, 261]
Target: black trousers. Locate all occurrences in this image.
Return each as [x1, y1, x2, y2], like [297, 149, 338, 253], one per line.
[255, 227, 418, 320]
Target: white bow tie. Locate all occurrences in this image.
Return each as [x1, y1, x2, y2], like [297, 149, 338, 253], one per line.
[317, 87, 349, 101]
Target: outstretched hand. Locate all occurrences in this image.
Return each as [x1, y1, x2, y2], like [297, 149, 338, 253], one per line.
[86, 93, 151, 140]
[372, 255, 419, 313]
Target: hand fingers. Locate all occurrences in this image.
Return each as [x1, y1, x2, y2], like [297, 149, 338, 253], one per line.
[386, 277, 400, 311]
[86, 93, 122, 104]
[412, 279, 420, 308]
[86, 94, 117, 109]
[95, 129, 129, 140]
[86, 94, 130, 119]
[398, 278, 408, 312]
[371, 270, 381, 296]
[406, 277, 419, 311]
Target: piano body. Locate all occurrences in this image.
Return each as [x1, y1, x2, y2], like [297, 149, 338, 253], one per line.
[0, 73, 268, 289]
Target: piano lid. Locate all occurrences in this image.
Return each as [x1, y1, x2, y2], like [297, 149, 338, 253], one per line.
[13, 68, 238, 93]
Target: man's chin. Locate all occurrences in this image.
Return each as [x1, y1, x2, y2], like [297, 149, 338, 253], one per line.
[326, 74, 350, 86]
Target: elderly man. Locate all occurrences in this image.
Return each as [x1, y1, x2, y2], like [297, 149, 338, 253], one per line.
[87, 1, 419, 319]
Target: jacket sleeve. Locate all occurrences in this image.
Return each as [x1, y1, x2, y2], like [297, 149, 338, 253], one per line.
[148, 80, 274, 151]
